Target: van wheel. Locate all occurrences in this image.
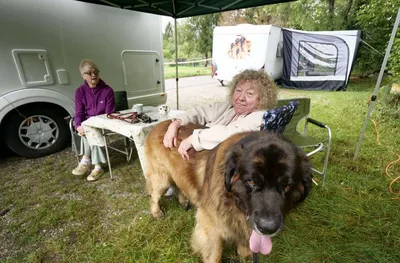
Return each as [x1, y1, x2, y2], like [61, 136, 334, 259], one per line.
[3, 108, 69, 158]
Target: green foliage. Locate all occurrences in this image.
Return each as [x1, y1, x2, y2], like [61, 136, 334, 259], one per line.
[375, 85, 400, 121]
[182, 14, 220, 61]
[164, 65, 211, 79]
[388, 37, 400, 82]
[163, 36, 175, 61]
[162, 19, 210, 61]
[354, 0, 400, 75]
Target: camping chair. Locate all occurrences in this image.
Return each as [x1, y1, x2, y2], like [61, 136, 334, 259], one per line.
[102, 90, 134, 165]
[69, 90, 134, 179]
[277, 98, 332, 186]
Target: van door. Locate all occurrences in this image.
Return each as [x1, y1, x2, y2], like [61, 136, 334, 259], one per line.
[121, 50, 166, 107]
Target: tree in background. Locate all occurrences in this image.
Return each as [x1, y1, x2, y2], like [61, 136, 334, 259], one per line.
[163, 16, 219, 64]
[163, 21, 175, 61]
[355, 0, 400, 77]
[181, 13, 221, 66]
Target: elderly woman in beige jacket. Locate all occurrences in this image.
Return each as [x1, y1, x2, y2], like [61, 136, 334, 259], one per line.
[163, 69, 278, 160]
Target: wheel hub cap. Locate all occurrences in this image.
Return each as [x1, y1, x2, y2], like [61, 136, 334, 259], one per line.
[19, 115, 59, 150]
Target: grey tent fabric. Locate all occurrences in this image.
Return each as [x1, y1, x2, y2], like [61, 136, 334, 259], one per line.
[76, 0, 295, 18]
[282, 28, 361, 91]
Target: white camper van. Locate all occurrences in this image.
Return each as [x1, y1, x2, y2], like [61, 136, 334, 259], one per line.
[211, 24, 283, 86]
[0, 0, 166, 158]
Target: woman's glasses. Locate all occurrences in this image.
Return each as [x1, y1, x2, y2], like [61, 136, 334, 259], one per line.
[83, 70, 100, 76]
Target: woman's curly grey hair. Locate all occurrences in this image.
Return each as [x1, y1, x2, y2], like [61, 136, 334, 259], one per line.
[228, 69, 278, 110]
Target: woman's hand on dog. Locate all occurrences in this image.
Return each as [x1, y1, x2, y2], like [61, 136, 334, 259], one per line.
[163, 120, 182, 148]
[178, 135, 193, 160]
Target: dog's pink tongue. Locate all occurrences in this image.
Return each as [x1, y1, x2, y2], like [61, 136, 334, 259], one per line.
[249, 230, 272, 255]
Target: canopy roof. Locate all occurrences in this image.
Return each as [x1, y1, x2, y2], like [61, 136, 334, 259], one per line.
[76, 0, 295, 18]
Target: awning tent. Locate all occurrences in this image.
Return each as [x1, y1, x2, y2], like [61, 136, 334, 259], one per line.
[76, 0, 295, 109]
[282, 28, 361, 91]
[76, 0, 295, 18]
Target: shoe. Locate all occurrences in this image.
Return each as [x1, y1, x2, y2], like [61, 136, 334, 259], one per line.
[87, 169, 104, 181]
[72, 163, 92, 176]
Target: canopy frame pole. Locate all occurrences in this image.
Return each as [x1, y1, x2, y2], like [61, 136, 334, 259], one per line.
[174, 18, 179, 110]
[353, 8, 400, 160]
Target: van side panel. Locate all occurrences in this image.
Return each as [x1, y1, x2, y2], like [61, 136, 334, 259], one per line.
[0, 0, 165, 112]
[0, 0, 165, 157]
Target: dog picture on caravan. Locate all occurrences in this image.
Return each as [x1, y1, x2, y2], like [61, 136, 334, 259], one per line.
[227, 36, 253, 60]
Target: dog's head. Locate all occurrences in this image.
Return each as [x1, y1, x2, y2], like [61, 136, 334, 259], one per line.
[224, 132, 312, 239]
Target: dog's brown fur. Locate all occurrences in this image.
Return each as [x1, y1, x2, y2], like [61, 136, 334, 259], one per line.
[144, 120, 312, 262]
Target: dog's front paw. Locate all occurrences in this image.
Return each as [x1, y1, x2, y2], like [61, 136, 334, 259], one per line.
[178, 193, 189, 207]
[237, 243, 252, 258]
[151, 209, 164, 219]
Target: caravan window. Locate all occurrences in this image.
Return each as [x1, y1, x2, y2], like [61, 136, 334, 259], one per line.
[297, 41, 338, 77]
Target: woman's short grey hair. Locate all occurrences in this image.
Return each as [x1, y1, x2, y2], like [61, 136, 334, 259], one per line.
[228, 69, 278, 110]
[79, 59, 99, 75]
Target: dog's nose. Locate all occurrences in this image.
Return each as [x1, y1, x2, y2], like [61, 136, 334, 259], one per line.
[256, 215, 283, 235]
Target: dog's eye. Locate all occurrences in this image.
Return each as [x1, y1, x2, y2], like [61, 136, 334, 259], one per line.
[284, 184, 292, 192]
[245, 179, 257, 187]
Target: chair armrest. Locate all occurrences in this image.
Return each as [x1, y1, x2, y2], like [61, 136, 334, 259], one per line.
[306, 117, 332, 152]
[307, 117, 326, 128]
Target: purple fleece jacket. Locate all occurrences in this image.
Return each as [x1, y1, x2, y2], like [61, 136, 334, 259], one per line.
[74, 79, 115, 127]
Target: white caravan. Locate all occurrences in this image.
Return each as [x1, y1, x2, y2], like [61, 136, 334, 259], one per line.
[211, 24, 283, 86]
[0, 0, 166, 158]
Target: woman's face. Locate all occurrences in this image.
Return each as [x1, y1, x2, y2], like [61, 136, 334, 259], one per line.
[232, 80, 260, 115]
[81, 65, 100, 87]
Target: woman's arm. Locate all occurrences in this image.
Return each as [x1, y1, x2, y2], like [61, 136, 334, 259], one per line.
[163, 101, 229, 149]
[175, 101, 231, 126]
[105, 88, 116, 114]
[191, 111, 264, 151]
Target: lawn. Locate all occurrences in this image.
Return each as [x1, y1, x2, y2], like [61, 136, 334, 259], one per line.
[164, 65, 211, 79]
[1, 76, 400, 262]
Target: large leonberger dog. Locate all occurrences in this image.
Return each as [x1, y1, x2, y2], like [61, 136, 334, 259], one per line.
[144, 120, 312, 262]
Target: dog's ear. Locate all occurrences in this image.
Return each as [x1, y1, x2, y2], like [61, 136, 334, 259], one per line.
[224, 144, 243, 192]
[297, 152, 313, 202]
[288, 150, 313, 205]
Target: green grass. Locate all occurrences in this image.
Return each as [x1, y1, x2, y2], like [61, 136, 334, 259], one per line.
[164, 65, 211, 79]
[1, 76, 400, 262]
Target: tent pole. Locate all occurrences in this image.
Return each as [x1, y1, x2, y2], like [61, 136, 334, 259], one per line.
[174, 18, 179, 110]
[353, 8, 400, 160]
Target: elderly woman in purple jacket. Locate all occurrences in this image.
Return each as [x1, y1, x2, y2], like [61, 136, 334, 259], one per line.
[72, 59, 115, 181]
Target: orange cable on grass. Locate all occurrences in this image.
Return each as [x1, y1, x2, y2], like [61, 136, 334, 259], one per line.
[389, 175, 400, 195]
[385, 153, 400, 178]
[387, 153, 400, 195]
[370, 119, 381, 145]
[368, 118, 399, 196]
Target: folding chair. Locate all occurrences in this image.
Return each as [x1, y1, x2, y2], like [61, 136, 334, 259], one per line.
[69, 90, 134, 180]
[277, 98, 332, 186]
[102, 91, 134, 166]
